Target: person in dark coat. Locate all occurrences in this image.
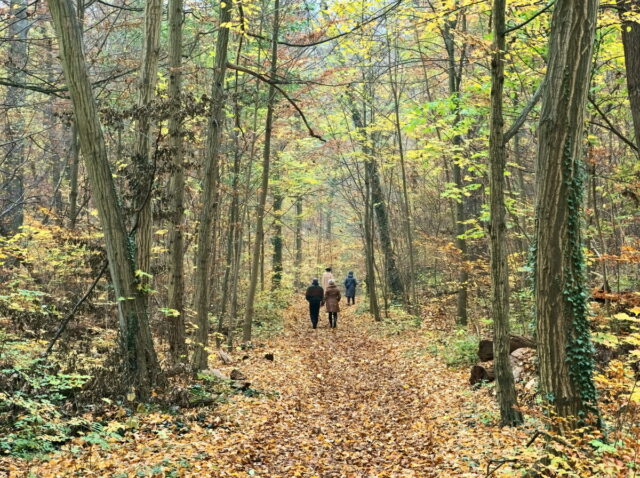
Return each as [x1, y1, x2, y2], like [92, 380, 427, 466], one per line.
[324, 279, 341, 328]
[344, 271, 357, 305]
[305, 278, 324, 329]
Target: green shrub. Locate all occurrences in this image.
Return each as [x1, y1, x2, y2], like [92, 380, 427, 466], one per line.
[440, 330, 478, 367]
[0, 357, 90, 457]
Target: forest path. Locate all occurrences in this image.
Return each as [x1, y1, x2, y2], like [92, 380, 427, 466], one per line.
[27, 301, 528, 477]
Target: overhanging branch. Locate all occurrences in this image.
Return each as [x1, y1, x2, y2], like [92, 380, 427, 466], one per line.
[227, 62, 326, 142]
[239, 0, 403, 48]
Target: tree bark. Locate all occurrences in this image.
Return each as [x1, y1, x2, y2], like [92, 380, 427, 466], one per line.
[618, 0, 640, 151]
[489, 0, 523, 426]
[46, 0, 161, 397]
[192, 0, 232, 371]
[243, 0, 280, 343]
[535, 0, 601, 429]
[166, 0, 187, 363]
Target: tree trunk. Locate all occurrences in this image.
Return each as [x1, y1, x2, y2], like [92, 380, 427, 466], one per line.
[443, 15, 469, 326]
[68, 122, 80, 229]
[133, 0, 162, 294]
[166, 0, 187, 363]
[271, 164, 283, 287]
[618, 0, 640, 150]
[489, 0, 523, 427]
[347, 86, 404, 302]
[388, 41, 415, 305]
[294, 196, 303, 288]
[535, 0, 600, 429]
[192, 0, 232, 371]
[1, 0, 30, 237]
[243, 0, 280, 343]
[46, 0, 161, 397]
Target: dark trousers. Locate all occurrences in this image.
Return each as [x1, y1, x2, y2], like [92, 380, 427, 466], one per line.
[347, 296, 355, 305]
[309, 302, 321, 328]
[328, 312, 338, 328]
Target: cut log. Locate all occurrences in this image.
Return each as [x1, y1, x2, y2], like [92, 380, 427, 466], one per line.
[478, 335, 536, 361]
[470, 365, 495, 385]
[218, 349, 233, 365]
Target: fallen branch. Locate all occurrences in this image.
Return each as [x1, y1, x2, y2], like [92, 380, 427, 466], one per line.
[486, 458, 519, 477]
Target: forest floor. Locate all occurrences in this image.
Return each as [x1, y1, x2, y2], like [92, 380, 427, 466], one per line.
[5, 301, 537, 477]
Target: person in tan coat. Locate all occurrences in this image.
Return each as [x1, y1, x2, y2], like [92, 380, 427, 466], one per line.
[323, 279, 341, 328]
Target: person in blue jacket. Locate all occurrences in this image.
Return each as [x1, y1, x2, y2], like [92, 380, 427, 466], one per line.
[344, 271, 357, 305]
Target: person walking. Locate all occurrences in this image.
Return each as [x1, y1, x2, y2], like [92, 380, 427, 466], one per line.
[305, 278, 324, 329]
[344, 271, 357, 305]
[321, 267, 334, 291]
[324, 279, 341, 328]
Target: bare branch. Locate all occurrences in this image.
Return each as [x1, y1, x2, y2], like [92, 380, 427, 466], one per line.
[503, 1, 555, 35]
[239, 0, 403, 48]
[588, 96, 639, 152]
[503, 80, 545, 144]
[226, 62, 326, 142]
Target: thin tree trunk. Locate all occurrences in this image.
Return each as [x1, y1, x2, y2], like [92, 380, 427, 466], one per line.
[618, 0, 640, 151]
[271, 163, 283, 287]
[348, 85, 404, 302]
[133, 0, 162, 294]
[365, 161, 382, 322]
[166, 0, 187, 363]
[68, 122, 80, 229]
[443, 14, 469, 326]
[388, 51, 415, 306]
[243, 0, 280, 343]
[46, 0, 161, 397]
[1, 0, 30, 237]
[535, 0, 601, 429]
[294, 196, 303, 288]
[489, 0, 522, 427]
[192, 0, 232, 371]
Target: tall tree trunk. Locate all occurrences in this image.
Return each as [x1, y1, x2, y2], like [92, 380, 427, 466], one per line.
[489, 0, 522, 427]
[618, 0, 640, 150]
[389, 54, 415, 306]
[192, 0, 232, 371]
[166, 0, 187, 363]
[45, 37, 64, 218]
[243, 0, 280, 343]
[443, 14, 469, 326]
[348, 86, 404, 302]
[294, 196, 303, 288]
[68, 122, 80, 229]
[218, 88, 243, 340]
[1, 0, 30, 237]
[67, 0, 84, 230]
[133, 0, 162, 293]
[271, 163, 283, 287]
[46, 0, 161, 397]
[364, 158, 382, 322]
[535, 0, 600, 429]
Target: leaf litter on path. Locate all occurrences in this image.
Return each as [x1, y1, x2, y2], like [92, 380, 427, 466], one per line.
[13, 302, 531, 477]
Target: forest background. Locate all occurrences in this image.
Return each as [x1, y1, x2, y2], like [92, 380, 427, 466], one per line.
[1, 0, 640, 475]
